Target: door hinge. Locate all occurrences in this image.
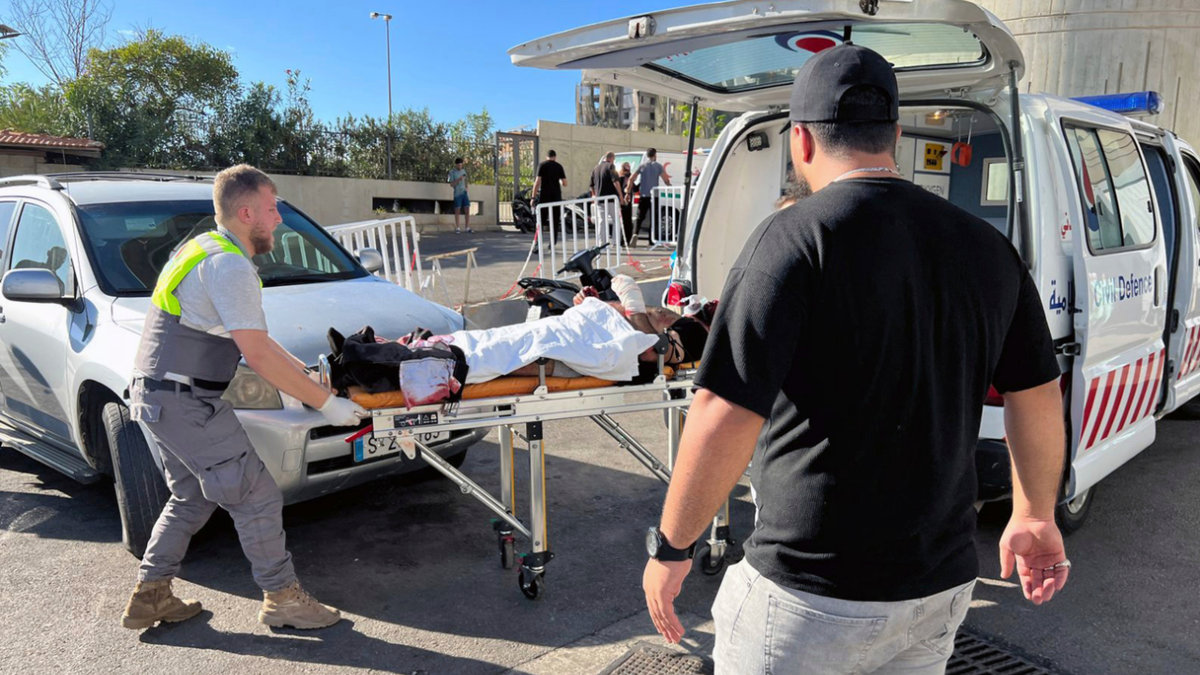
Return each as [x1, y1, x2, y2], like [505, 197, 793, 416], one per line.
[628, 16, 656, 39]
[1056, 342, 1082, 356]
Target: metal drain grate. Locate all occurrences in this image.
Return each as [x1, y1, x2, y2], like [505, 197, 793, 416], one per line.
[598, 642, 712, 675]
[949, 629, 1066, 675]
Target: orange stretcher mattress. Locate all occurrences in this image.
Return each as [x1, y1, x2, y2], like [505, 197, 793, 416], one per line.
[349, 362, 696, 411]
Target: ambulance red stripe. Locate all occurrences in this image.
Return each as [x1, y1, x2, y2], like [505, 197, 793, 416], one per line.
[1080, 375, 1101, 444]
[1144, 350, 1166, 419]
[1100, 364, 1131, 441]
[1086, 369, 1118, 450]
[1131, 352, 1156, 430]
[1115, 358, 1144, 433]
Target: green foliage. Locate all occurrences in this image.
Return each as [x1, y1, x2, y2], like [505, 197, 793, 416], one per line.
[0, 28, 498, 181]
[0, 83, 76, 136]
[678, 104, 729, 139]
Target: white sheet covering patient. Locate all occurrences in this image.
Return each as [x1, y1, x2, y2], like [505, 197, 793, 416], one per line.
[447, 297, 660, 384]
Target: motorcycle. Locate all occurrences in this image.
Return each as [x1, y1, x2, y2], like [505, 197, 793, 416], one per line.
[511, 188, 538, 234]
[518, 243, 618, 321]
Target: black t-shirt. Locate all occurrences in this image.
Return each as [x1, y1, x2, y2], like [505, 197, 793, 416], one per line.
[695, 179, 1060, 602]
[537, 160, 566, 203]
[591, 161, 619, 196]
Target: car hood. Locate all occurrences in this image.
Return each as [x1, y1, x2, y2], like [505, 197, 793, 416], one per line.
[109, 276, 464, 367]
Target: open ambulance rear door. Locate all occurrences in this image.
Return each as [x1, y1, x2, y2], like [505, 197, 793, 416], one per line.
[1053, 99, 1169, 501]
[510, 0, 1026, 297]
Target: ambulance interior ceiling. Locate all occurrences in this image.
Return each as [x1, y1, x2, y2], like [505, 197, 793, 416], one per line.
[694, 107, 1009, 300]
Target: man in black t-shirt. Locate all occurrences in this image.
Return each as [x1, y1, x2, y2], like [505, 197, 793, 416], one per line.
[642, 45, 1070, 675]
[531, 149, 568, 230]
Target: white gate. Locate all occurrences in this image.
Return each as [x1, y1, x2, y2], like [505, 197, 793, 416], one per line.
[325, 216, 424, 292]
[535, 195, 624, 279]
[650, 185, 687, 249]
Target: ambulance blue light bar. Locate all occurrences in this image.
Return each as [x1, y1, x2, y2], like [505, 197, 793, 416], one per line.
[1073, 91, 1164, 117]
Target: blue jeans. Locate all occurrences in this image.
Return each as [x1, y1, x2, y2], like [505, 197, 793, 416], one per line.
[712, 560, 975, 675]
[453, 192, 470, 210]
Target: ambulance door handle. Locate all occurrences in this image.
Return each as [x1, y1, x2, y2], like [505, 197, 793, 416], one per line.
[1155, 266, 1164, 307]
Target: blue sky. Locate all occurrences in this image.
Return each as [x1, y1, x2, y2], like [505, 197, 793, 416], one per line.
[1, 0, 696, 132]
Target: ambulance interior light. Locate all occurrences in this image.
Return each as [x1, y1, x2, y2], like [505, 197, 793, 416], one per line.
[1072, 91, 1163, 117]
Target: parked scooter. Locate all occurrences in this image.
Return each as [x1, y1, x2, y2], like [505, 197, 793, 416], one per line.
[512, 188, 538, 234]
[519, 243, 617, 320]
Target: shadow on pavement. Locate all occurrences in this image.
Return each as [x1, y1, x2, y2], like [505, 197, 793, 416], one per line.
[0, 448, 122, 545]
[139, 614, 498, 675]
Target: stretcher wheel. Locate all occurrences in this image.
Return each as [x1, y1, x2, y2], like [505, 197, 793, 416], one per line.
[499, 536, 516, 569]
[696, 545, 727, 576]
[519, 568, 545, 600]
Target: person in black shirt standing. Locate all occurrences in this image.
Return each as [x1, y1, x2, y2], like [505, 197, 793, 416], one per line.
[531, 149, 568, 232]
[642, 45, 1070, 675]
[591, 152, 625, 240]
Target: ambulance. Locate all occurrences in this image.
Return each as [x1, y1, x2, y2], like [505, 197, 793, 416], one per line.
[512, 0, 1200, 531]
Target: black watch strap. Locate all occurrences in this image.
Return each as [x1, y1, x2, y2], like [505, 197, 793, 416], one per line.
[649, 527, 696, 562]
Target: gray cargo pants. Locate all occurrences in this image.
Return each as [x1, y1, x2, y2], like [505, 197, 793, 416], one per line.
[712, 561, 975, 675]
[130, 378, 296, 591]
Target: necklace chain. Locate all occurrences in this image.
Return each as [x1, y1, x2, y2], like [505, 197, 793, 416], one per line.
[831, 166, 902, 183]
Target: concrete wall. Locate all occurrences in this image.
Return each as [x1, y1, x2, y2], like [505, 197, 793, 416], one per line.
[115, 168, 498, 231]
[0, 150, 85, 177]
[975, 0, 1200, 147]
[266, 174, 498, 231]
[534, 120, 715, 199]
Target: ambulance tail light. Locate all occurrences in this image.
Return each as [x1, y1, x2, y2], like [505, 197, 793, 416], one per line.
[984, 385, 1005, 407]
[1073, 91, 1163, 117]
[665, 281, 690, 308]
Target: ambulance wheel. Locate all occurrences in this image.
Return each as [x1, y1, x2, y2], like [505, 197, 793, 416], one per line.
[1055, 486, 1095, 535]
[519, 568, 545, 600]
[104, 402, 171, 558]
[696, 544, 727, 576]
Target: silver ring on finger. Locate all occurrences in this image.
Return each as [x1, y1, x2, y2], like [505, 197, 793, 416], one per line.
[1040, 559, 1071, 573]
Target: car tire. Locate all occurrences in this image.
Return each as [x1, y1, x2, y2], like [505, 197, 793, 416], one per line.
[1055, 485, 1095, 535]
[103, 402, 170, 558]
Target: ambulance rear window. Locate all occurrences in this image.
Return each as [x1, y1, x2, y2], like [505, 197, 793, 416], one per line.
[1064, 125, 1156, 253]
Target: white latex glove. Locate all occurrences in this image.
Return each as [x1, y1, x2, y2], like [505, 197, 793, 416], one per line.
[611, 274, 646, 314]
[318, 393, 368, 427]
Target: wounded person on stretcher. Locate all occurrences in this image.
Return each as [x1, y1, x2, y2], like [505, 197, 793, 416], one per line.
[382, 275, 710, 384]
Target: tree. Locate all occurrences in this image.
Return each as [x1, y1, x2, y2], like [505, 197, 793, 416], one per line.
[8, 0, 112, 87]
[677, 104, 728, 139]
[0, 82, 76, 135]
[66, 29, 239, 167]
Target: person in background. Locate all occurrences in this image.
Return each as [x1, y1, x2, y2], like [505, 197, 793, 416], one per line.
[631, 148, 670, 246]
[531, 149, 568, 232]
[448, 157, 472, 234]
[641, 45, 1069, 675]
[618, 162, 635, 245]
[590, 152, 625, 242]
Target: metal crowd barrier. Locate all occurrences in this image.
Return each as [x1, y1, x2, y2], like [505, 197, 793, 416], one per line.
[650, 186, 688, 250]
[326, 216, 424, 292]
[535, 195, 624, 278]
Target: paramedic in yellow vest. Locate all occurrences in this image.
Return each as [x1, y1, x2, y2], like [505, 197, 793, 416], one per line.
[120, 164, 367, 631]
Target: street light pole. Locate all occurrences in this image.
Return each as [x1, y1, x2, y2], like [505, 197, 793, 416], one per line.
[370, 12, 394, 179]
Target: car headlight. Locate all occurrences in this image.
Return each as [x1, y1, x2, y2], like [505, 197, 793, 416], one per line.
[222, 365, 283, 410]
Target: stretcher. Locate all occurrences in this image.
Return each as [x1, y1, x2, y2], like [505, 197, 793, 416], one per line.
[318, 342, 733, 600]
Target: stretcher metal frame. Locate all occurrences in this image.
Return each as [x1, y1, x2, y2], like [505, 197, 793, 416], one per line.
[320, 353, 733, 600]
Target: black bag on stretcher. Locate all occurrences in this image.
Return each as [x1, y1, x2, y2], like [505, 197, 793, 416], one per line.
[326, 326, 470, 407]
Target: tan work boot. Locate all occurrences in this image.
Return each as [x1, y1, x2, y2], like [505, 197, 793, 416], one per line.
[121, 579, 203, 629]
[258, 581, 341, 629]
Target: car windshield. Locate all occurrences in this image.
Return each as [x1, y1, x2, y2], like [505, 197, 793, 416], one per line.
[75, 199, 366, 296]
[650, 24, 986, 93]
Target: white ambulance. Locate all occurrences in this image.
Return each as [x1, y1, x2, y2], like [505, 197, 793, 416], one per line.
[512, 0, 1200, 531]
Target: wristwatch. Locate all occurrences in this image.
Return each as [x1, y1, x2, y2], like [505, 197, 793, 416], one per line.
[646, 527, 696, 562]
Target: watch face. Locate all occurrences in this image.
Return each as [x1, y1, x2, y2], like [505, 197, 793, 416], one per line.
[645, 527, 660, 558]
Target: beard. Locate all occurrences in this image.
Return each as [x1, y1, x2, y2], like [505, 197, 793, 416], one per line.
[776, 168, 813, 209]
[249, 224, 275, 255]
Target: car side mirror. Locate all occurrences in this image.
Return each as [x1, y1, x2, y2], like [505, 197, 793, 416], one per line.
[357, 248, 384, 274]
[1, 268, 68, 304]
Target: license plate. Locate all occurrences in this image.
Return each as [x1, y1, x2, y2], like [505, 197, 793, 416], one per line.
[353, 430, 448, 462]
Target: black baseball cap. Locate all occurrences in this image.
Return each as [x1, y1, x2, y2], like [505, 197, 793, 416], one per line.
[789, 44, 899, 123]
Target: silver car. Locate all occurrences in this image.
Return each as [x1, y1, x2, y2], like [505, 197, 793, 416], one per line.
[0, 173, 486, 555]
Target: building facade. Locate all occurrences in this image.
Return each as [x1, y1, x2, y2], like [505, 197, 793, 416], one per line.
[975, 0, 1200, 145]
